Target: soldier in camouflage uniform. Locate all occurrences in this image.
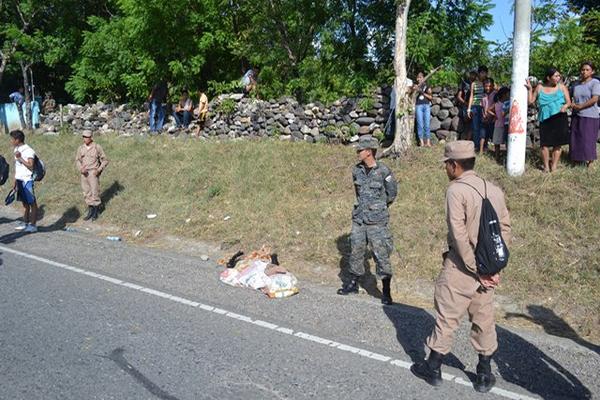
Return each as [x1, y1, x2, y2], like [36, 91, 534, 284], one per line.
[337, 135, 398, 305]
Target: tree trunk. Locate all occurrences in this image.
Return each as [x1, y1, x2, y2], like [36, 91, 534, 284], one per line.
[506, 0, 532, 177]
[19, 61, 33, 130]
[381, 0, 412, 158]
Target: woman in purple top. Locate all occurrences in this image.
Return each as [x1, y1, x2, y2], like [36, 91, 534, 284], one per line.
[570, 61, 600, 168]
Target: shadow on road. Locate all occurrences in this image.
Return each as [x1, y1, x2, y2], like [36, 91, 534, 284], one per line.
[0, 206, 80, 244]
[383, 303, 592, 399]
[102, 348, 180, 400]
[506, 305, 600, 356]
[336, 233, 382, 299]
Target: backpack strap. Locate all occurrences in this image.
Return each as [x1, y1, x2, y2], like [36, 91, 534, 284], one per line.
[457, 178, 488, 199]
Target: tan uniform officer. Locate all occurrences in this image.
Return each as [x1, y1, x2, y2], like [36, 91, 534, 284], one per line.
[76, 130, 109, 221]
[411, 140, 511, 393]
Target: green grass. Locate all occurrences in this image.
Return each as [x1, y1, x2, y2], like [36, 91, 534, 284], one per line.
[6, 132, 599, 341]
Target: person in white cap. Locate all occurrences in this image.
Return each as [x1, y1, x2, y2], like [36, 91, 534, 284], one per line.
[76, 130, 109, 221]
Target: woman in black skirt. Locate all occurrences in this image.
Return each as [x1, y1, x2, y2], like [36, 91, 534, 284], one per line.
[526, 68, 572, 172]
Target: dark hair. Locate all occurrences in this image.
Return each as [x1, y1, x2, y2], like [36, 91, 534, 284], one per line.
[544, 67, 559, 83]
[454, 157, 476, 171]
[416, 71, 425, 77]
[580, 61, 595, 71]
[478, 65, 489, 74]
[494, 87, 510, 102]
[484, 78, 495, 86]
[10, 130, 25, 143]
[182, 89, 189, 95]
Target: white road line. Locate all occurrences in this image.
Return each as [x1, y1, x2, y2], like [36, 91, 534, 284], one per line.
[0, 245, 538, 400]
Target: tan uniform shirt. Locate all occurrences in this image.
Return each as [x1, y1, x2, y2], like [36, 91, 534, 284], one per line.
[444, 170, 511, 274]
[76, 142, 109, 173]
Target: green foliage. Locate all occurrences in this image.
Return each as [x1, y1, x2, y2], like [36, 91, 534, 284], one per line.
[12, 0, 597, 103]
[207, 184, 222, 199]
[215, 98, 236, 115]
[357, 96, 374, 112]
[530, 18, 600, 80]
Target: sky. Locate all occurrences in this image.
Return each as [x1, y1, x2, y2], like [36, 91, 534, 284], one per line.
[484, 1, 514, 43]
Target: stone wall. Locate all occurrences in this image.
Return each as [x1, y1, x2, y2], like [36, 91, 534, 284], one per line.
[39, 87, 542, 144]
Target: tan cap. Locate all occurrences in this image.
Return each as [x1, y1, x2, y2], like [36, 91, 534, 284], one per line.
[82, 130, 93, 138]
[441, 140, 475, 162]
[356, 135, 379, 151]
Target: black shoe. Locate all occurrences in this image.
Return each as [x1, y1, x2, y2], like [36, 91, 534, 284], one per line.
[411, 350, 443, 387]
[473, 354, 496, 393]
[91, 206, 99, 221]
[337, 276, 359, 295]
[83, 206, 94, 221]
[381, 276, 393, 305]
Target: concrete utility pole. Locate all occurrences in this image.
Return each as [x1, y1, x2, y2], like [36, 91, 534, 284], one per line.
[506, 0, 532, 176]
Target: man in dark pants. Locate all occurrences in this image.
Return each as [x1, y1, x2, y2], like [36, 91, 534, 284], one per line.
[337, 135, 398, 305]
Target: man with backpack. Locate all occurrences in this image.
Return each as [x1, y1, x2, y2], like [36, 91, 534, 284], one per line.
[10, 130, 39, 233]
[411, 140, 511, 393]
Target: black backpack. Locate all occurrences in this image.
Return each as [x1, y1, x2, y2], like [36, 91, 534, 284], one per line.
[32, 155, 46, 182]
[460, 179, 509, 275]
[0, 155, 9, 185]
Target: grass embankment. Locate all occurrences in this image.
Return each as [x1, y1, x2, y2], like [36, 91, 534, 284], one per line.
[5, 132, 599, 341]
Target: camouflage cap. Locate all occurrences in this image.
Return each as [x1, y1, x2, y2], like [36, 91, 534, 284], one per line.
[82, 130, 93, 138]
[441, 140, 475, 162]
[356, 135, 379, 151]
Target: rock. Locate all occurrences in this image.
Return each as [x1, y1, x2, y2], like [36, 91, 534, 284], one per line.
[430, 105, 441, 117]
[349, 111, 359, 118]
[441, 98, 454, 109]
[229, 93, 244, 101]
[430, 118, 441, 132]
[432, 86, 442, 94]
[356, 117, 375, 126]
[432, 97, 442, 105]
[310, 127, 319, 137]
[449, 107, 459, 117]
[436, 130, 450, 139]
[358, 126, 370, 135]
[441, 118, 452, 130]
[301, 125, 312, 134]
[451, 116, 460, 131]
[438, 109, 450, 120]
[200, 254, 210, 261]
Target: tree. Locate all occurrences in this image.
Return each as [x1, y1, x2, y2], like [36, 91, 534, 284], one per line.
[381, 0, 411, 158]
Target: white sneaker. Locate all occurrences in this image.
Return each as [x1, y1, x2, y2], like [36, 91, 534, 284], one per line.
[24, 224, 38, 233]
[14, 222, 27, 231]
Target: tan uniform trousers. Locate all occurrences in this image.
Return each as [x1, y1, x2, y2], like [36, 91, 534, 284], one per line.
[426, 260, 497, 356]
[81, 170, 101, 206]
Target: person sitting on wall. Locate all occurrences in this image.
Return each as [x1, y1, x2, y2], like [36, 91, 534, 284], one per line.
[241, 67, 259, 97]
[41, 92, 56, 115]
[172, 89, 193, 129]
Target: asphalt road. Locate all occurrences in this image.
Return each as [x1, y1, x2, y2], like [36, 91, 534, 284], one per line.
[0, 212, 598, 400]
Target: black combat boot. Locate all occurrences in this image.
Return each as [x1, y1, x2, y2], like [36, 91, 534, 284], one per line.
[381, 276, 393, 305]
[411, 350, 443, 386]
[337, 274, 359, 295]
[83, 206, 94, 221]
[91, 206, 99, 221]
[473, 354, 496, 393]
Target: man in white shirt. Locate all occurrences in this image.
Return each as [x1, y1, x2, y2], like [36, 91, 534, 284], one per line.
[10, 130, 38, 233]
